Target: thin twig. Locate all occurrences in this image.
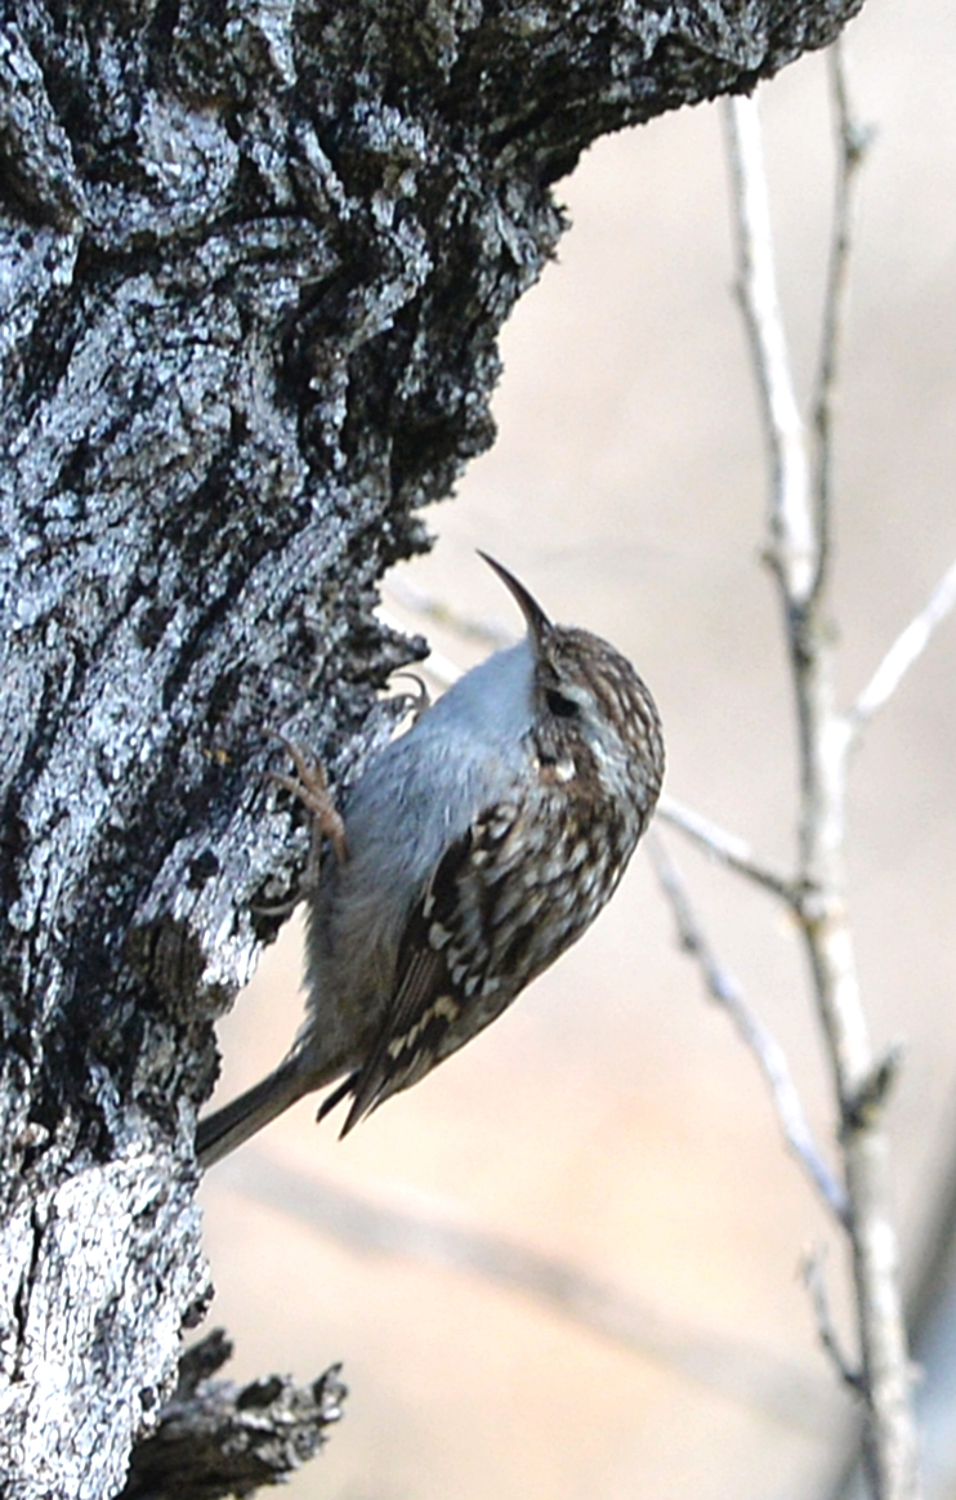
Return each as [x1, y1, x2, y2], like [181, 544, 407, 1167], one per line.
[656, 794, 797, 905]
[803, 1246, 864, 1391]
[724, 94, 815, 603]
[811, 39, 874, 601]
[849, 556, 956, 733]
[383, 575, 515, 651]
[648, 832, 849, 1224]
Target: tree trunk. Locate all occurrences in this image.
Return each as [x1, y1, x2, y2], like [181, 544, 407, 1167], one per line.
[0, 1, 865, 1494]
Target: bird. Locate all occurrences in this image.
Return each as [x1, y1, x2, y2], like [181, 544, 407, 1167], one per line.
[196, 554, 664, 1167]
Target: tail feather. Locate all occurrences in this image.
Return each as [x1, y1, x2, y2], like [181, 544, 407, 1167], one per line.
[315, 1072, 357, 1128]
[196, 1055, 314, 1169]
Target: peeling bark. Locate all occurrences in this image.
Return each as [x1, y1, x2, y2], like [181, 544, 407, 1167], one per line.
[0, 0, 865, 1494]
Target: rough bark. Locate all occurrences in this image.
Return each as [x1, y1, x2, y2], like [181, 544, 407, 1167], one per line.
[119, 1330, 346, 1500]
[0, 0, 865, 1495]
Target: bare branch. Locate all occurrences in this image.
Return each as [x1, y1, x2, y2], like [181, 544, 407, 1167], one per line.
[849, 556, 956, 732]
[723, 93, 815, 603]
[656, 794, 797, 904]
[647, 832, 849, 1224]
[812, 41, 874, 600]
[803, 1247, 864, 1392]
[726, 64, 922, 1499]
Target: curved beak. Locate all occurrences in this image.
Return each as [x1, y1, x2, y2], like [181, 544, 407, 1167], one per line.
[478, 552, 552, 648]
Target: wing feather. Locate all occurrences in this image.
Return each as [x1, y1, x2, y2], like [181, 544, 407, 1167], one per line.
[326, 823, 479, 1134]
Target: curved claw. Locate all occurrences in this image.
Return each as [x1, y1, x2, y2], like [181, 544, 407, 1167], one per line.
[266, 738, 347, 864]
[391, 672, 432, 725]
[255, 739, 348, 917]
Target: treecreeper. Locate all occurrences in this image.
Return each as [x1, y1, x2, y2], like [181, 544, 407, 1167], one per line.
[197, 556, 664, 1167]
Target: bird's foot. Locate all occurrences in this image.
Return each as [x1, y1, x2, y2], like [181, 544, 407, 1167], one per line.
[254, 738, 348, 915]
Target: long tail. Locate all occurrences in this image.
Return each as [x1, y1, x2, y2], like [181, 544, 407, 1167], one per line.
[196, 1054, 315, 1169]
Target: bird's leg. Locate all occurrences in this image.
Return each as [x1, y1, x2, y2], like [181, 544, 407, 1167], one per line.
[255, 738, 348, 914]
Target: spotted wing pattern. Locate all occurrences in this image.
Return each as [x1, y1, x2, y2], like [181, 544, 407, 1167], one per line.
[320, 774, 642, 1136]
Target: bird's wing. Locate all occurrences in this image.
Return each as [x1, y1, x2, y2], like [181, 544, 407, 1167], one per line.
[321, 804, 519, 1135]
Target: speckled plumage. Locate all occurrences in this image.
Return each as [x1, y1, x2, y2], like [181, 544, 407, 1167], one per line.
[197, 557, 663, 1167]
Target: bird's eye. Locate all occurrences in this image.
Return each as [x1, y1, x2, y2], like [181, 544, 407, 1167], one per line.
[546, 688, 579, 719]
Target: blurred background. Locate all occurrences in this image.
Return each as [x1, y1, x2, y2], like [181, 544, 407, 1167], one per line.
[199, 0, 956, 1495]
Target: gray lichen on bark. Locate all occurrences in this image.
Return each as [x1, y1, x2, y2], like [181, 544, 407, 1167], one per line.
[0, 0, 865, 1494]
